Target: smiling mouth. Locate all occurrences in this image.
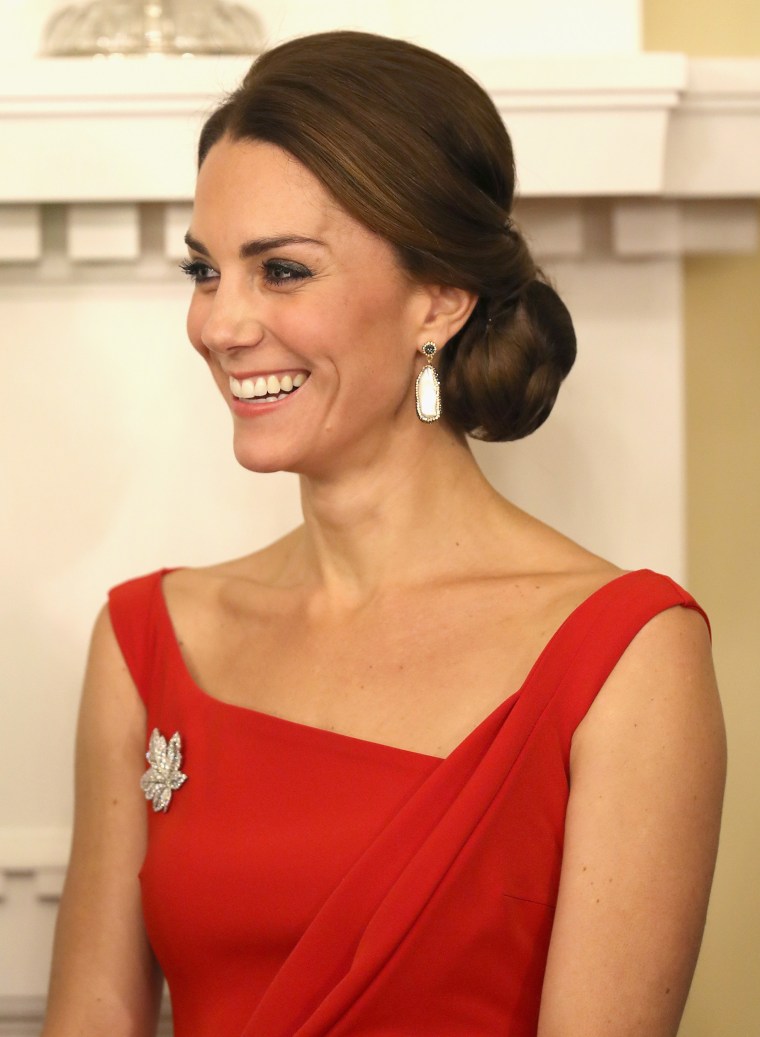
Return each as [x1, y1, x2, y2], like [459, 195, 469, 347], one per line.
[229, 372, 308, 403]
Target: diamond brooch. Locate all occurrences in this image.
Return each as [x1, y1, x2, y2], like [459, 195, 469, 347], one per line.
[140, 728, 188, 813]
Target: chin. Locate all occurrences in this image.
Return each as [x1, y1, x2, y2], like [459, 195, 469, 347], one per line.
[232, 444, 292, 475]
[231, 428, 318, 475]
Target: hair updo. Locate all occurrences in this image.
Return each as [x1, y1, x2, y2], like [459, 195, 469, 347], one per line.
[198, 31, 576, 441]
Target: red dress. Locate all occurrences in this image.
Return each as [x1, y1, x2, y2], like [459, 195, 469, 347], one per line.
[108, 568, 706, 1037]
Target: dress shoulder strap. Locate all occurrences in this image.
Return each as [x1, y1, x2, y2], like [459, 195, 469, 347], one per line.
[527, 568, 710, 745]
[107, 568, 171, 704]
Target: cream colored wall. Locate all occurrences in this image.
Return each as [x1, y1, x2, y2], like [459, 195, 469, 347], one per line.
[645, 0, 760, 58]
[643, 4, 760, 1036]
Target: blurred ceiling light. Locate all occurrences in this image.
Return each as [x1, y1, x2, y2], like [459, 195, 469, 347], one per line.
[40, 0, 264, 57]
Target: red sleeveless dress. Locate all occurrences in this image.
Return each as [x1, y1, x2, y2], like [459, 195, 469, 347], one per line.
[108, 568, 706, 1037]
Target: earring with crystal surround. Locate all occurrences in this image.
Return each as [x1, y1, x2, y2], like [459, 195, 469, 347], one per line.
[415, 341, 441, 423]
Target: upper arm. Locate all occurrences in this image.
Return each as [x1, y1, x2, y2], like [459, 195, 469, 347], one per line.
[43, 604, 162, 1037]
[537, 605, 726, 1037]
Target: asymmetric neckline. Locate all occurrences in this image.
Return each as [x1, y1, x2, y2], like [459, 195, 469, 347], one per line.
[154, 566, 649, 763]
[109, 564, 704, 1037]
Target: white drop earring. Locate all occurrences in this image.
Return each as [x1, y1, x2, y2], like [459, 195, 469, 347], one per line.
[415, 341, 441, 423]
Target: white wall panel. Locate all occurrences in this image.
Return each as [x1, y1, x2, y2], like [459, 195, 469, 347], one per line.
[0, 278, 303, 839]
[474, 258, 685, 578]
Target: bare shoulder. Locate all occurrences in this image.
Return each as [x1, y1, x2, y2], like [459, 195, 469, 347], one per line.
[538, 600, 726, 1037]
[573, 599, 722, 763]
[84, 601, 147, 719]
[43, 603, 161, 1036]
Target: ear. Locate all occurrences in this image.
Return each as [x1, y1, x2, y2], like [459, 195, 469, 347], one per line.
[416, 284, 478, 348]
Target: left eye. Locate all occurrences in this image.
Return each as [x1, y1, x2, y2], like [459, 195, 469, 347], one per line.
[179, 259, 218, 284]
[263, 260, 312, 286]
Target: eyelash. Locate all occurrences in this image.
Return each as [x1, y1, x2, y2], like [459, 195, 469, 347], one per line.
[263, 260, 312, 286]
[178, 258, 313, 287]
[179, 259, 216, 284]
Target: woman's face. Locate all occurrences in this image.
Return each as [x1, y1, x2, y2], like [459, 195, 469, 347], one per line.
[185, 136, 436, 477]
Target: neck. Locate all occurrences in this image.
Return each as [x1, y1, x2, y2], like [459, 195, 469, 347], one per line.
[288, 423, 508, 604]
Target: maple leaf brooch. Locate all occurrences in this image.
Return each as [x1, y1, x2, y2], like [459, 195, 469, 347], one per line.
[140, 728, 188, 812]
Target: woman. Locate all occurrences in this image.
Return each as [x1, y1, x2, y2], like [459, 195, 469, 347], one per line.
[42, 30, 726, 1037]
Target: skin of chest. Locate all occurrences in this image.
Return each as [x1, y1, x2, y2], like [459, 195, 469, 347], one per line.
[165, 567, 610, 757]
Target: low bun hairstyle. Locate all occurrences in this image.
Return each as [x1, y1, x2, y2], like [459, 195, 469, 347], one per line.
[198, 31, 576, 441]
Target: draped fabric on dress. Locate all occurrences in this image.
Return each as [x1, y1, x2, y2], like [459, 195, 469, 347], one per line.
[108, 568, 706, 1037]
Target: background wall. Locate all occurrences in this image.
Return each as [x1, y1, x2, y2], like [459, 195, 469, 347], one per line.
[643, 2, 760, 1035]
[0, 0, 641, 63]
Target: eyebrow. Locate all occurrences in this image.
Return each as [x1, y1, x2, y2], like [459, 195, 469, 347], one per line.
[184, 232, 328, 259]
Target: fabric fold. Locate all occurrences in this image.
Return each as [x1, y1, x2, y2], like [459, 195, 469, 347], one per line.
[108, 566, 706, 1037]
[240, 570, 704, 1037]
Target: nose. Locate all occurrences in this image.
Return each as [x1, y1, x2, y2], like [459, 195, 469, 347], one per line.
[198, 281, 265, 356]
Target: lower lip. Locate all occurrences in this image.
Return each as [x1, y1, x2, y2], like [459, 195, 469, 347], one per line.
[229, 384, 304, 417]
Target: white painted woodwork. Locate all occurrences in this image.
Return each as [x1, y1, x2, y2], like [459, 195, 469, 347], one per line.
[614, 199, 760, 257]
[0, 830, 71, 874]
[515, 200, 585, 258]
[1, 54, 758, 204]
[67, 203, 140, 261]
[164, 203, 194, 260]
[614, 200, 683, 257]
[666, 59, 760, 197]
[0, 206, 41, 263]
[681, 201, 759, 254]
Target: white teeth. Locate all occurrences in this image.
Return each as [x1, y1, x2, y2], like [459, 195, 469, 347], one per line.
[251, 391, 290, 403]
[229, 372, 309, 400]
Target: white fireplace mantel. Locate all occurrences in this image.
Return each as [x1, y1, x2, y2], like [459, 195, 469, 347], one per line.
[0, 53, 759, 203]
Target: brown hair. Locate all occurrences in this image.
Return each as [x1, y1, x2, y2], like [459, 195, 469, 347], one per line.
[198, 30, 576, 441]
